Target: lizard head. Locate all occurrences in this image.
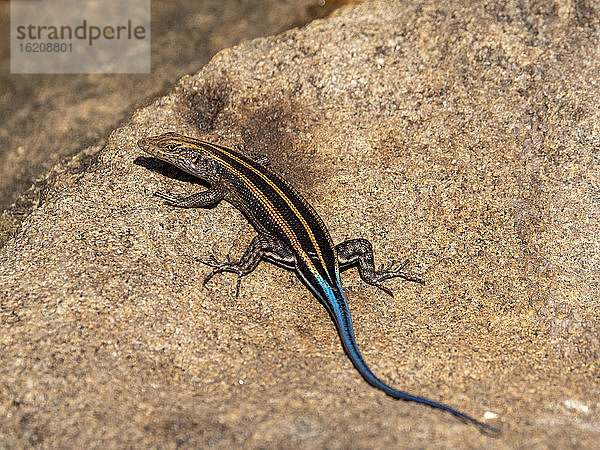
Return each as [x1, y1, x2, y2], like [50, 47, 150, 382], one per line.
[138, 132, 201, 173]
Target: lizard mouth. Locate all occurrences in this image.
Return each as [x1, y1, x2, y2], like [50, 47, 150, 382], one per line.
[137, 137, 159, 156]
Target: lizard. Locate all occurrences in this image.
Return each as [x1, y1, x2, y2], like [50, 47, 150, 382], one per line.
[137, 131, 499, 434]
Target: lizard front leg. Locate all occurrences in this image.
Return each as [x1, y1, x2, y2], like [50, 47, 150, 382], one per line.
[335, 238, 423, 296]
[155, 183, 225, 208]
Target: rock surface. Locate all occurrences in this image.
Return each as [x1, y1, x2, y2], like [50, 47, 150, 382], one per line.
[0, 0, 332, 217]
[1, 0, 599, 447]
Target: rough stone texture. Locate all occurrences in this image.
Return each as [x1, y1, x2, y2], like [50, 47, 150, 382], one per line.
[1, 0, 599, 447]
[0, 0, 335, 219]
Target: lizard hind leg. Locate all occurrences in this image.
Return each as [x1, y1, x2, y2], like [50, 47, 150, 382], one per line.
[335, 238, 424, 297]
[197, 234, 295, 297]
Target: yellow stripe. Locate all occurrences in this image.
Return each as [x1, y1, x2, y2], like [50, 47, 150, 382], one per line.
[201, 141, 332, 278]
[193, 143, 318, 272]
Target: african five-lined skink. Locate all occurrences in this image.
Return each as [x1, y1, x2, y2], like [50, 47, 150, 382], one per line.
[138, 132, 498, 434]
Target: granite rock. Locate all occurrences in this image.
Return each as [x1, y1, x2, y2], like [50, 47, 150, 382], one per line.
[1, 0, 599, 447]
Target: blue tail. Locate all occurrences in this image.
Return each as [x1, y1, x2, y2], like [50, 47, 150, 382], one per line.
[322, 284, 499, 435]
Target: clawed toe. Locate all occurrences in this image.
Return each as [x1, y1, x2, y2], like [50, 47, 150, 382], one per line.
[235, 276, 242, 298]
[154, 191, 177, 204]
[201, 268, 220, 288]
[196, 255, 227, 288]
[376, 283, 394, 297]
[382, 259, 409, 274]
[373, 259, 424, 286]
[196, 254, 222, 268]
[196, 254, 246, 295]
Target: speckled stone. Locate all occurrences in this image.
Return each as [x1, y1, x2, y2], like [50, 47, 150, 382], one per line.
[1, 0, 599, 447]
